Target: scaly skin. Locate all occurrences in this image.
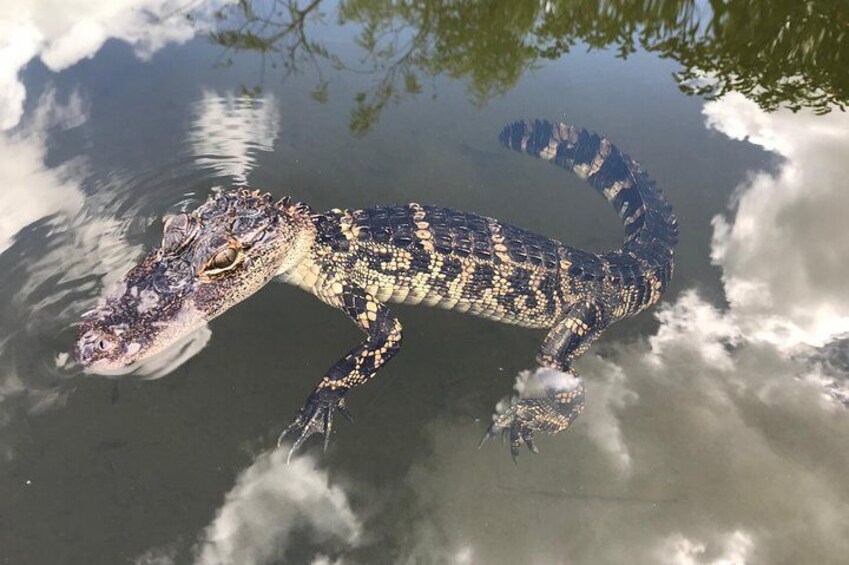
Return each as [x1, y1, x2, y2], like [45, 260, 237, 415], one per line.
[76, 119, 677, 461]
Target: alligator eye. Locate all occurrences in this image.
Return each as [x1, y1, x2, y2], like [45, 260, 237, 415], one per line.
[213, 247, 238, 268]
[202, 246, 243, 275]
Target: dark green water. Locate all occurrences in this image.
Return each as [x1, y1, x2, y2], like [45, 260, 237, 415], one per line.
[1, 1, 848, 564]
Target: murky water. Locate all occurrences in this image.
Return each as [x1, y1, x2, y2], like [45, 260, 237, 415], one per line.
[2, 2, 848, 564]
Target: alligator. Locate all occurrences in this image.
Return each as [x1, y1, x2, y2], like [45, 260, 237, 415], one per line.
[75, 119, 677, 460]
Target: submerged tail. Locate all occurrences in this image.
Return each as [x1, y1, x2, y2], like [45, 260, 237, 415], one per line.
[499, 119, 677, 292]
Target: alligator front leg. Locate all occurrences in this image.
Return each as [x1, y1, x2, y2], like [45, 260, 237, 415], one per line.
[279, 284, 403, 460]
[481, 300, 606, 460]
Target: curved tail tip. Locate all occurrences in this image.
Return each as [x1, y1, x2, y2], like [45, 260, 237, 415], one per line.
[500, 119, 575, 156]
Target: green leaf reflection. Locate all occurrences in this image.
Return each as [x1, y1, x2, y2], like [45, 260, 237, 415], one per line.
[206, 0, 849, 134]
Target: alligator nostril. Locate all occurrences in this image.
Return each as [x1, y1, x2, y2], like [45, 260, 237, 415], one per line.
[76, 329, 116, 365]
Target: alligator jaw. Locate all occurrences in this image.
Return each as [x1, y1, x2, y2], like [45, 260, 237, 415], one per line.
[75, 189, 314, 372]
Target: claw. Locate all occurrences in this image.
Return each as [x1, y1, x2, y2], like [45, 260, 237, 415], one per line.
[286, 440, 299, 465]
[323, 408, 333, 452]
[521, 427, 538, 454]
[338, 399, 354, 423]
[479, 404, 544, 461]
[480, 378, 585, 461]
[510, 421, 522, 462]
[478, 422, 498, 449]
[277, 413, 302, 447]
[278, 388, 350, 462]
[477, 430, 488, 449]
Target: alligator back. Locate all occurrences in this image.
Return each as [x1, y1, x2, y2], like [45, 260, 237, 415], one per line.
[291, 120, 678, 329]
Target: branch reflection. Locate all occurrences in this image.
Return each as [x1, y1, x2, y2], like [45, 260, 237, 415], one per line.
[208, 0, 847, 132]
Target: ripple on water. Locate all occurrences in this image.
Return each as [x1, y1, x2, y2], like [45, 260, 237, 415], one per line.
[187, 91, 281, 185]
[1, 88, 282, 428]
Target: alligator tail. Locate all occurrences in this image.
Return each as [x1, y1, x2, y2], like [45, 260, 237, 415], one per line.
[499, 119, 677, 293]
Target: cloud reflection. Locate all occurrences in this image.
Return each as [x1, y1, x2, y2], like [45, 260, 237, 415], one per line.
[387, 289, 849, 563]
[0, 88, 85, 254]
[194, 448, 362, 565]
[180, 96, 849, 564]
[381, 99, 849, 563]
[706, 93, 849, 349]
[0, 87, 95, 435]
[4, 13, 847, 556]
[657, 530, 753, 565]
[0, 0, 231, 131]
[188, 91, 281, 184]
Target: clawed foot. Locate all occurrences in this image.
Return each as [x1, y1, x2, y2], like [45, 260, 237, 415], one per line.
[479, 376, 585, 462]
[278, 387, 352, 462]
[478, 399, 546, 462]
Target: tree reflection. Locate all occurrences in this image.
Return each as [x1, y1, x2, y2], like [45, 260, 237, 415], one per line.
[208, 0, 849, 134]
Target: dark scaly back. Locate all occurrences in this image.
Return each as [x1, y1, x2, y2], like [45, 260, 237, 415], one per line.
[499, 119, 678, 301]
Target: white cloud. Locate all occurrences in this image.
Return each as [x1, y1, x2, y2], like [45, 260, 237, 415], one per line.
[134, 545, 177, 565]
[188, 91, 281, 184]
[658, 530, 754, 565]
[0, 20, 41, 130]
[194, 449, 362, 565]
[511, 366, 581, 400]
[649, 291, 741, 371]
[580, 355, 638, 471]
[0, 88, 85, 254]
[394, 515, 479, 565]
[310, 556, 347, 565]
[705, 93, 849, 349]
[386, 286, 849, 564]
[0, 0, 232, 131]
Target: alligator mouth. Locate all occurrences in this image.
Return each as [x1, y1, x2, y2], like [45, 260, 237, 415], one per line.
[75, 294, 208, 373]
[76, 322, 212, 378]
[73, 189, 304, 377]
[73, 248, 206, 371]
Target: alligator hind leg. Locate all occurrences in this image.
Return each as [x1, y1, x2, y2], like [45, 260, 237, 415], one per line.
[480, 300, 606, 460]
[279, 284, 403, 460]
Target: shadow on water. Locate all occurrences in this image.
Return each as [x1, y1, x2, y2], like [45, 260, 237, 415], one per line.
[204, 0, 849, 135]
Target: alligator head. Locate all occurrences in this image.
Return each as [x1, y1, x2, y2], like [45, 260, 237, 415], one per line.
[75, 189, 313, 372]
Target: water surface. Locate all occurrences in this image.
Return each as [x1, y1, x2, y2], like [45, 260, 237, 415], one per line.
[1, 1, 848, 564]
